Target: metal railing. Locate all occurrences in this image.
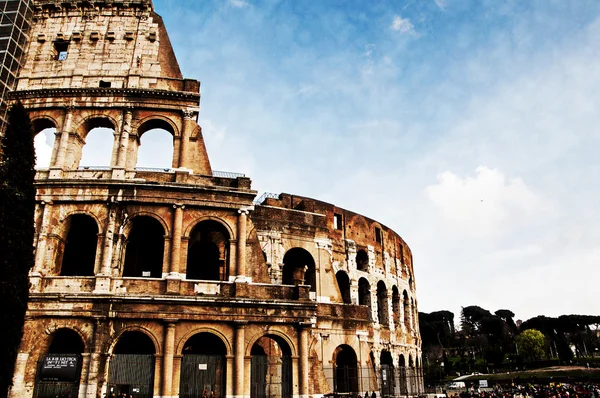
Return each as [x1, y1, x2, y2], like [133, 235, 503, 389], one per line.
[254, 192, 280, 205]
[212, 170, 245, 178]
[78, 166, 110, 170]
[135, 167, 174, 172]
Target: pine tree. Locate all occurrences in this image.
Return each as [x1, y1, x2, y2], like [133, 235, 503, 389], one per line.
[0, 102, 35, 398]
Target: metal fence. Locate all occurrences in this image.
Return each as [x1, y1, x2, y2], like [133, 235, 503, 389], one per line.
[322, 366, 424, 397]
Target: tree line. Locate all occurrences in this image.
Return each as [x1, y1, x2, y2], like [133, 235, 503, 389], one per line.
[419, 306, 600, 379]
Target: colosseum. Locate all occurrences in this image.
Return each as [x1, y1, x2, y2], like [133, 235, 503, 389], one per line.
[8, 1, 423, 398]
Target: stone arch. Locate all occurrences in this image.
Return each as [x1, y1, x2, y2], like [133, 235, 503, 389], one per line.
[184, 215, 235, 240]
[107, 329, 157, 397]
[376, 280, 389, 325]
[186, 219, 232, 281]
[121, 211, 170, 237]
[403, 290, 410, 330]
[249, 332, 294, 398]
[43, 327, 87, 354]
[335, 270, 351, 304]
[246, 329, 297, 357]
[32, 117, 58, 133]
[136, 115, 179, 138]
[333, 344, 358, 393]
[380, 350, 395, 396]
[59, 213, 100, 276]
[392, 286, 400, 325]
[75, 115, 117, 139]
[176, 327, 233, 356]
[75, 116, 117, 168]
[356, 249, 369, 271]
[33, 328, 86, 398]
[179, 331, 229, 398]
[358, 277, 371, 307]
[282, 247, 316, 293]
[136, 117, 177, 169]
[106, 326, 161, 355]
[122, 215, 165, 278]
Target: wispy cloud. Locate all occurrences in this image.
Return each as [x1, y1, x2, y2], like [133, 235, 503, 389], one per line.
[390, 15, 416, 35]
[434, 0, 446, 10]
[229, 0, 249, 8]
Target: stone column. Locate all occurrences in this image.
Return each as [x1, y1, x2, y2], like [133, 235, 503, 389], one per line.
[51, 106, 74, 175]
[113, 108, 133, 179]
[235, 208, 249, 282]
[33, 201, 51, 274]
[179, 109, 196, 169]
[162, 321, 177, 398]
[94, 204, 116, 293]
[169, 205, 184, 277]
[233, 321, 246, 398]
[298, 325, 310, 398]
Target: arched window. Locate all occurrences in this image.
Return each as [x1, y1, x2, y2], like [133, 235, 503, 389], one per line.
[356, 249, 369, 271]
[392, 286, 400, 325]
[123, 216, 165, 278]
[335, 270, 351, 304]
[403, 291, 410, 331]
[282, 248, 316, 293]
[377, 281, 389, 325]
[34, 329, 84, 398]
[358, 277, 371, 307]
[334, 345, 358, 393]
[186, 220, 230, 281]
[137, 120, 175, 169]
[33, 119, 57, 169]
[60, 214, 98, 276]
[78, 118, 115, 168]
[108, 332, 155, 397]
[180, 333, 227, 398]
[251, 335, 292, 398]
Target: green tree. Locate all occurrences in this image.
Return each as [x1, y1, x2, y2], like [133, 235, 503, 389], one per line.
[0, 102, 35, 397]
[516, 329, 546, 362]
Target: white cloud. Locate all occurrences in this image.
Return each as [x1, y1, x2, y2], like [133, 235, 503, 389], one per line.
[424, 166, 551, 238]
[34, 131, 53, 169]
[390, 15, 416, 35]
[434, 0, 446, 10]
[229, 0, 249, 8]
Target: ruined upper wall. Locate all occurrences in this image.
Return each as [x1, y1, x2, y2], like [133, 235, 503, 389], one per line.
[17, 0, 191, 92]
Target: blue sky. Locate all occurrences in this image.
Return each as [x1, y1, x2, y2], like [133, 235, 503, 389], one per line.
[156, 0, 600, 322]
[35, 0, 600, 322]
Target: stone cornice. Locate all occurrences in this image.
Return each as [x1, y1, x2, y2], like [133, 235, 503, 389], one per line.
[9, 87, 200, 102]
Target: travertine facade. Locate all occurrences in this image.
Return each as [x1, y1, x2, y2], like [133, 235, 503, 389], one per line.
[9, 1, 423, 398]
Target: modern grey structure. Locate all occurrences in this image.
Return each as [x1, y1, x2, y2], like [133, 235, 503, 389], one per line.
[0, 0, 32, 128]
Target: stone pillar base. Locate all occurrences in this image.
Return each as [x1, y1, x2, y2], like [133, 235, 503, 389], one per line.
[29, 272, 42, 293]
[166, 275, 181, 294]
[111, 168, 125, 180]
[93, 276, 111, 294]
[49, 168, 63, 179]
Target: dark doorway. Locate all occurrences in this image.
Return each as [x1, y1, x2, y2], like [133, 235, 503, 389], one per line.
[336, 271, 351, 304]
[334, 345, 358, 394]
[123, 216, 165, 278]
[186, 221, 230, 281]
[34, 329, 84, 398]
[399, 355, 408, 395]
[180, 333, 226, 398]
[380, 350, 395, 397]
[60, 214, 98, 276]
[108, 332, 156, 398]
[250, 335, 292, 398]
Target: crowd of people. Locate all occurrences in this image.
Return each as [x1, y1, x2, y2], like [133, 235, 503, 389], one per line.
[441, 383, 600, 398]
